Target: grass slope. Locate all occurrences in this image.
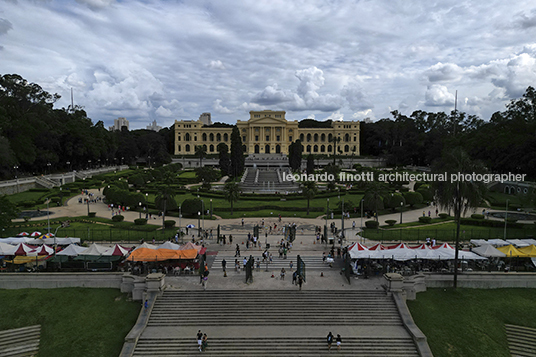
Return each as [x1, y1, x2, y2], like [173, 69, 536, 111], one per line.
[407, 288, 536, 357]
[0, 288, 140, 357]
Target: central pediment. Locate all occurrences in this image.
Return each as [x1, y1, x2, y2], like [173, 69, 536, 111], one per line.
[247, 116, 288, 125]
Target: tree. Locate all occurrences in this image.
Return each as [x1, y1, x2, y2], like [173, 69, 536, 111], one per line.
[195, 166, 220, 190]
[403, 191, 423, 208]
[306, 154, 315, 175]
[300, 180, 317, 215]
[364, 181, 389, 222]
[0, 195, 19, 229]
[288, 140, 303, 171]
[195, 145, 207, 167]
[224, 181, 241, 215]
[432, 146, 487, 289]
[217, 143, 231, 176]
[230, 127, 244, 177]
[329, 136, 341, 165]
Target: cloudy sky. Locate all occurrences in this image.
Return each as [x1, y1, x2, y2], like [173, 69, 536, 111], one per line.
[2, 0, 536, 129]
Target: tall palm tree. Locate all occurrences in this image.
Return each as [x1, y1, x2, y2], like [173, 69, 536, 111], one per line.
[432, 146, 487, 289]
[195, 145, 207, 167]
[224, 182, 241, 215]
[300, 180, 318, 215]
[364, 181, 389, 222]
[330, 137, 341, 166]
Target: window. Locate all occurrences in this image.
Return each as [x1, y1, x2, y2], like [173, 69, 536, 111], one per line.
[224, 133, 228, 141]
[314, 133, 318, 142]
[202, 133, 207, 141]
[242, 136, 246, 142]
[276, 136, 280, 141]
[178, 145, 181, 151]
[185, 144, 190, 152]
[320, 145, 325, 152]
[307, 134, 312, 142]
[314, 145, 318, 153]
[217, 133, 221, 141]
[321, 133, 326, 142]
[300, 134, 304, 141]
[185, 133, 191, 141]
[177, 136, 181, 141]
[306, 145, 311, 152]
[289, 129, 293, 133]
[210, 144, 214, 152]
[353, 136, 357, 142]
[210, 133, 214, 141]
[275, 114, 281, 118]
[255, 135, 259, 141]
[266, 135, 270, 141]
[289, 136, 293, 141]
[194, 136, 197, 141]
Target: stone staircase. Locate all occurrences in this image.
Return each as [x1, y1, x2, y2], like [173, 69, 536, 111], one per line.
[132, 290, 419, 356]
[505, 323, 536, 357]
[212, 254, 330, 271]
[133, 336, 418, 356]
[35, 176, 58, 189]
[0, 325, 41, 357]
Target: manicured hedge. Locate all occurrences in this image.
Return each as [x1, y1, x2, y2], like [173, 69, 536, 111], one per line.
[471, 214, 485, 220]
[134, 218, 147, 225]
[385, 220, 397, 226]
[460, 217, 523, 229]
[365, 220, 379, 229]
[164, 220, 176, 228]
[419, 216, 432, 224]
[439, 213, 449, 219]
[112, 215, 125, 222]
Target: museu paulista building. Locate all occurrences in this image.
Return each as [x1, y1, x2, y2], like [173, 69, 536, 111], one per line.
[174, 110, 360, 156]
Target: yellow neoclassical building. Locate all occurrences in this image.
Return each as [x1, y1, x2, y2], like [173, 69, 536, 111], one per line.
[174, 110, 360, 156]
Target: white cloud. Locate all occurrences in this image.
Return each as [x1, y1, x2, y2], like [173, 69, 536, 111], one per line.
[75, 0, 116, 10]
[208, 60, 225, 70]
[213, 99, 232, 114]
[155, 106, 172, 117]
[425, 85, 455, 107]
[327, 110, 344, 121]
[424, 62, 463, 82]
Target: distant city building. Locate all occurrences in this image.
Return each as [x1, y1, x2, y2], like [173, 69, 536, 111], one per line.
[199, 112, 212, 126]
[146, 120, 162, 132]
[109, 117, 129, 131]
[174, 110, 360, 156]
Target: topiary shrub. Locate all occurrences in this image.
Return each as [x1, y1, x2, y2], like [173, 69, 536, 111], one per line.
[403, 191, 423, 207]
[419, 216, 432, 224]
[439, 213, 449, 219]
[164, 220, 176, 228]
[471, 214, 485, 220]
[385, 220, 397, 226]
[112, 215, 125, 222]
[365, 220, 379, 229]
[134, 218, 147, 225]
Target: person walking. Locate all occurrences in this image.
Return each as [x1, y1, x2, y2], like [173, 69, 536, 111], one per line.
[235, 244, 240, 257]
[280, 267, 286, 280]
[298, 274, 304, 290]
[327, 332, 334, 351]
[292, 271, 297, 285]
[289, 261, 294, 271]
[201, 333, 208, 351]
[197, 330, 203, 352]
[336, 334, 342, 351]
[222, 259, 227, 277]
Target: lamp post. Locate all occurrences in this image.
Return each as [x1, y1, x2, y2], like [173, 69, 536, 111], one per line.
[88, 160, 91, 170]
[46, 198, 50, 233]
[47, 162, 51, 175]
[325, 198, 329, 227]
[179, 205, 182, 236]
[198, 211, 201, 237]
[14, 165, 19, 193]
[148, 155, 151, 168]
[400, 201, 403, 224]
[139, 202, 142, 219]
[504, 199, 509, 240]
[210, 199, 213, 219]
[202, 200, 205, 233]
[86, 195, 90, 216]
[341, 197, 345, 239]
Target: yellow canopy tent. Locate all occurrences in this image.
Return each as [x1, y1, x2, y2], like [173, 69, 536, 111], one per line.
[127, 248, 198, 262]
[5, 256, 48, 264]
[497, 245, 529, 257]
[519, 245, 536, 258]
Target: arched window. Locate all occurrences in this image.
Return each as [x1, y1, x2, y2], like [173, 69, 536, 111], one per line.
[209, 133, 214, 141]
[307, 134, 312, 142]
[185, 144, 191, 152]
[276, 144, 281, 154]
[321, 133, 326, 142]
[224, 133, 228, 141]
[327, 145, 332, 153]
[177, 145, 181, 152]
[255, 145, 260, 154]
[209, 144, 214, 152]
[314, 133, 319, 142]
[306, 145, 311, 152]
[265, 144, 270, 154]
[202, 133, 207, 141]
[345, 133, 350, 142]
[313, 145, 318, 153]
[216, 133, 221, 141]
[320, 145, 325, 152]
[344, 145, 349, 152]
[203, 144, 207, 151]
[185, 133, 191, 141]
[328, 133, 333, 142]
[300, 134, 304, 141]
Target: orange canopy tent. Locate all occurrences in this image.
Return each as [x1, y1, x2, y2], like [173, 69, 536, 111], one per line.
[127, 248, 198, 262]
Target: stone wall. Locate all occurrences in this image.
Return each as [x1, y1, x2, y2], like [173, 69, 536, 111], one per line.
[424, 272, 536, 289]
[0, 272, 124, 289]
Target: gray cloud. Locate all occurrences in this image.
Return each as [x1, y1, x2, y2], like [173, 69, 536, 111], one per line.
[0, 18, 13, 35]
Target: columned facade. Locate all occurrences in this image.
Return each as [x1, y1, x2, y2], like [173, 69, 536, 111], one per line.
[174, 110, 360, 156]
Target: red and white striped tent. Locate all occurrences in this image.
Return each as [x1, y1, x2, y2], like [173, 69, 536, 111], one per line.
[13, 243, 38, 256]
[34, 245, 55, 256]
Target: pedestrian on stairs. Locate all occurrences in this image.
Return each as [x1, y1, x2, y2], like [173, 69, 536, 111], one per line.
[298, 274, 304, 290]
[327, 332, 333, 350]
[197, 330, 203, 351]
[201, 333, 208, 351]
[336, 334, 342, 351]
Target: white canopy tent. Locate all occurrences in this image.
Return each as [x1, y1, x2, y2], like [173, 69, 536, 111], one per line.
[472, 244, 506, 258]
[56, 244, 88, 256]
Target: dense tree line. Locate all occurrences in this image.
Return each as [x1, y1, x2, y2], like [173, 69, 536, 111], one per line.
[0, 74, 172, 179]
[360, 86, 536, 178]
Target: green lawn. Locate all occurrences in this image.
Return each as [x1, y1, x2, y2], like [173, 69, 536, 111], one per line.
[362, 222, 536, 242]
[407, 288, 536, 357]
[0, 288, 140, 357]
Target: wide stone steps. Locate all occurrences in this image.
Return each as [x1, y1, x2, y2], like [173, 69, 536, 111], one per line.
[212, 255, 330, 270]
[132, 337, 419, 356]
[147, 290, 402, 327]
[0, 325, 41, 357]
[505, 323, 536, 357]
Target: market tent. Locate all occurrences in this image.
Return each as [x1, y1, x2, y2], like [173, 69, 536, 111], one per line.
[104, 244, 130, 256]
[472, 244, 506, 258]
[519, 245, 536, 258]
[127, 248, 198, 262]
[487, 239, 509, 247]
[28, 237, 81, 245]
[522, 239, 536, 246]
[470, 239, 488, 247]
[387, 243, 417, 261]
[179, 241, 206, 255]
[158, 241, 181, 250]
[431, 243, 456, 259]
[75, 243, 110, 261]
[34, 245, 54, 256]
[0, 237, 34, 244]
[56, 244, 88, 256]
[13, 243, 38, 256]
[5, 256, 48, 264]
[497, 245, 529, 257]
[133, 242, 158, 251]
[368, 243, 386, 251]
[0, 242, 16, 255]
[348, 242, 369, 259]
[506, 239, 531, 247]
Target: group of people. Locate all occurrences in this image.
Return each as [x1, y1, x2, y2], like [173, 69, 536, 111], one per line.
[196, 330, 208, 352]
[326, 332, 342, 351]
